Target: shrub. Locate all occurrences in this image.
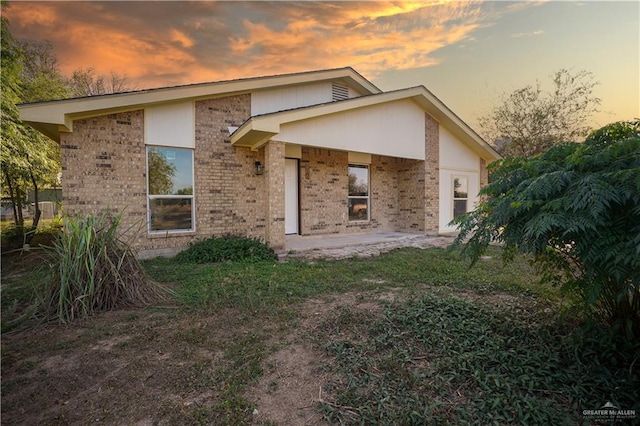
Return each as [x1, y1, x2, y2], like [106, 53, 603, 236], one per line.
[452, 121, 640, 337]
[42, 211, 168, 323]
[175, 235, 277, 264]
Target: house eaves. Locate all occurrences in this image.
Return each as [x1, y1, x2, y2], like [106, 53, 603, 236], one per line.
[231, 86, 501, 162]
[18, 67, 381, 142]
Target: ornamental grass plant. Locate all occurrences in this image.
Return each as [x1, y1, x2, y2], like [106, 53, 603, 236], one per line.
[41, 211, 169, 323]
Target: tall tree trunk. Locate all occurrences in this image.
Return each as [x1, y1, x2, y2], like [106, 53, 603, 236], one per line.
[15, 186, 24, 228]
[25, 168, 41, 245]
[3, 168, 19, 226]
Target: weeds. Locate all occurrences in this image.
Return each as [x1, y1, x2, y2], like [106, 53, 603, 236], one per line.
[175, 235, 277, 264]
[41, 212, 168, 323]
[318, 295, 640, 425]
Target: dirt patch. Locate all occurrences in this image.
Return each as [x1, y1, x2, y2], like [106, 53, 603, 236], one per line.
[247, 292, 396, 425]
[1, 281, 540, 425]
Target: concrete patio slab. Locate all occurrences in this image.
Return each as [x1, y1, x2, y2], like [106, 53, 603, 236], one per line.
[281, 232, 456, 260]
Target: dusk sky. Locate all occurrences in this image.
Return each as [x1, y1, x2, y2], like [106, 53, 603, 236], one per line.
[4, 1, 639, 133]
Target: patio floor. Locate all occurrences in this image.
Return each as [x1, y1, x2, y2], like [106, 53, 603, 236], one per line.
[283, 232, 456, 260]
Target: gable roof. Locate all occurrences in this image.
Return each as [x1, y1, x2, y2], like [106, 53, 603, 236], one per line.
[18, 66, 499, 161]
[232, 86, 500, 161]
[18, 67, 381, 141]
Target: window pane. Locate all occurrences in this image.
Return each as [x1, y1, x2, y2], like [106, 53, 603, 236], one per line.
[453, 177, 468, 199]
[150, 198, 193, 231]
[148, 147, 193, 195]
[453, 199, 467, 218]
[348, 165, 368, 196]
[348, 197, 368, 221]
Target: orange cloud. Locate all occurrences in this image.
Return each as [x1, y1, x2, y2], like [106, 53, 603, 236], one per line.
[3, 1, 498, 89]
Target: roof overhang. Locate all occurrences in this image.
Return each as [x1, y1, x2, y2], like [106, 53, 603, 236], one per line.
[231, 86, 501, 162]
[18, 67, 381, 142]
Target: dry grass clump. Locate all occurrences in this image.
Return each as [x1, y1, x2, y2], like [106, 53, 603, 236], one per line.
[42, 212, 169, 323]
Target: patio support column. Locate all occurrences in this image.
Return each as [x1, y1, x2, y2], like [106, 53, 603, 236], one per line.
[423, 113, 440, 234]
[264, 140, 286, 250]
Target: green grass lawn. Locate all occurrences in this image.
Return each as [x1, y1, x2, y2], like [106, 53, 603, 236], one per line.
[2, 245, 638, 424]
[142, 246, 639, 424]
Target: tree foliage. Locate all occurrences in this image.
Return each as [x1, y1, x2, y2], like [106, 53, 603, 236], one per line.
[1, 10, 66, 239]
[69, 67, 136, 97]
[452, 121, 640, 336]
[147, 150, 176, 195]
[480, 69, 601, 157]
[1, 6, 137, 242]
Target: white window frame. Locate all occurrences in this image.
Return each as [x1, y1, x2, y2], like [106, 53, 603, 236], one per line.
[348, 163, 370, 222]
[452, 174, 469, 219]
[146, 146, 195, 233]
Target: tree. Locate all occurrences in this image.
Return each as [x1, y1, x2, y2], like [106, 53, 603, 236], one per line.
[69, 67, 136, 97]
[1, 9, 66, 242]
[1, 6, 27, 227]
[479, 69, 601, 157]
[19, 40, 70, 101]
[147, 150, 176, 195]
[451, 121, 640, 336]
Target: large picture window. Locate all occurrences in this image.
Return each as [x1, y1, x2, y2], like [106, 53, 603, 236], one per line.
[348, 164, 369, 221]
[453, 175, 468, 219]
[147, 147, 194, 232]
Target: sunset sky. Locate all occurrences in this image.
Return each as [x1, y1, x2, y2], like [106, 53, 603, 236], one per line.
[4, 1, 639, 132]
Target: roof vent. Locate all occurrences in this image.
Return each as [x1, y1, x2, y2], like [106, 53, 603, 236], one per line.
[332, 82, 349, 101]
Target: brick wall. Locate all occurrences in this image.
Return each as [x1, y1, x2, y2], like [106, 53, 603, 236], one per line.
[397, 159, 425, 232]
[62, 95, 267, 255]
[299, 147, 348, 234]
[193, 95, 266, 241]
[61, 98, 444, 255]
[298, 148, 401, 235]
[265, 141, 285, 249]
[423, 113, 440, 234]
[61, 110, 148, 243]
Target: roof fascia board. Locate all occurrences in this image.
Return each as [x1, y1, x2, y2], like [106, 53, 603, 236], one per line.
[409, 87, 501, 160]
[18, 67, 380, 141]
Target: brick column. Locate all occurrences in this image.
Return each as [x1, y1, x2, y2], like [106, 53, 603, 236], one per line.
[480, 158, 489, 188]
[264, 141, 285, 250]
[423, 113, 439, 234]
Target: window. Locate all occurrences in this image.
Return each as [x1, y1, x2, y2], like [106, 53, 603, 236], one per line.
[348, 164, 369, 221]
[453, 176, 468, 218]
[147, 147, 194, 232]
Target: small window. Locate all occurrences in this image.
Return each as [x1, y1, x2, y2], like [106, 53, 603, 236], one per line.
[147, 147, 194, 232]
[348, 164, 369, 221]
[453, 176, 468, 218]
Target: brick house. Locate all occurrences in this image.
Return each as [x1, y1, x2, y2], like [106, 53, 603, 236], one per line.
[19, 67, 500, 257]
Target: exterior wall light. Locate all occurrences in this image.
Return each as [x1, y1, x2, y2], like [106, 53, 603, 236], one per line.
[254, 161, 264, 175]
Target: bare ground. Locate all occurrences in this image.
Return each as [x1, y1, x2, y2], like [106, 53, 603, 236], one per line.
[1, 260, 539, 425]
